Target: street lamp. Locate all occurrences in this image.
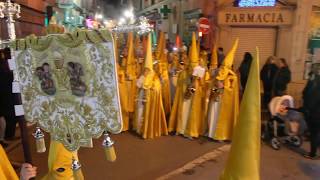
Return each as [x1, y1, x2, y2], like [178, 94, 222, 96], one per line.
[0, 0, 21, 40]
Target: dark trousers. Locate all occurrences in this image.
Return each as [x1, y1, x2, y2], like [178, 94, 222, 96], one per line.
[263, 91, 272, 109]
[309, 121, 320, 156]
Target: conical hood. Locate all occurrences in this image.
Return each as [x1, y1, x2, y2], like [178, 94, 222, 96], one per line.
[134, 34, 140, 48]
[210, 43, 218, 69]
[220, 47, 261, 180]
[126, 31, 135, 76]
[126, 32, 133, 48]
[144, 33, 153, 71]
[222, 39, 239, 69]
[189, 32, 199, 68]
[157, 31, 165, 54]
[142, 35, 147, 56]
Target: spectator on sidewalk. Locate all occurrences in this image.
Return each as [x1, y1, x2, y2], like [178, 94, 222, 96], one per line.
[302, 63, 320, 159]
[239, 52, 253, 90]
[261, 56, 278, 108]
[273, 58, 291, 96]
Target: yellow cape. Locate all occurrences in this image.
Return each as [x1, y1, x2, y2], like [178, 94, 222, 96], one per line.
[0, 145, 19, 180]
[42, 141, 83, 180]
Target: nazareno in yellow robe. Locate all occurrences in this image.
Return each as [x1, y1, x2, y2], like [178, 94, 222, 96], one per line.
[158, 54, 171, 116]
[168, 68, 190, 133]
[125, 60, 138, 115]
[117, 64, 130, 131]
[135, 72, 168, 139]
[42, 141, 83, 180]
[213, 69, 239, 141]
[0, 145, 19, 180]
[184, 68, 207, 138]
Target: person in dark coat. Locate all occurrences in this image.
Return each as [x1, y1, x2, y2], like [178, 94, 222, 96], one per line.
[0, 48, 17, 140]
[239, 52, 253, 90]
[217, 47, 225, 67]
[260, 56, 278, 108]
[302, 63, 320, 159]
[273, 58, 291, 96]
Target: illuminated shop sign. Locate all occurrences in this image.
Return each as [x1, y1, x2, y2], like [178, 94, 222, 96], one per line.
[238, 0, 276, 7]
[218, 9, 293, 26]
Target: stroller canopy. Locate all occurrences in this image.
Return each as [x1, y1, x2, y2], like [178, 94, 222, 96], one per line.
[269, 95, 294, 116]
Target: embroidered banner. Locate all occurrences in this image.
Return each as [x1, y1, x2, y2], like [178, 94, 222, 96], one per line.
[12, 30, 122, 151]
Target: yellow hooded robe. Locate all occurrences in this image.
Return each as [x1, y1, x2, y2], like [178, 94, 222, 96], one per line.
[0, 145, 19, 180]
[157, 31, 171, 115]
[125, 32, 138, 114]
[134, 33, 168, 139]
[42, 141, 83, 180]
[184, 33, 207, 138]
[213, 39, 240, 141]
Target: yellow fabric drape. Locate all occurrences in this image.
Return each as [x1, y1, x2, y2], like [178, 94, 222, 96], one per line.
[0, 145, 19, 180]
[184, 78, 206, 137]
[140, 75, 169, 139]
[210, 43, 218, 70]
[118, 64, 130, 131]
[157, 34, 171, 115]
[189, 32, 199, 68]
[125, 33, 138, 113]
[220, 47, 261, 180]
[42, 141, 83, 180]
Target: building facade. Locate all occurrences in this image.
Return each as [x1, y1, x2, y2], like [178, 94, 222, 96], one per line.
[134, 0, 319, 104]
[0, 0, 55, 39]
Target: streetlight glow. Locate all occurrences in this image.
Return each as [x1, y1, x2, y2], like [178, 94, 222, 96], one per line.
[124, 9, 134, 18]
[95, 14, 103, 20]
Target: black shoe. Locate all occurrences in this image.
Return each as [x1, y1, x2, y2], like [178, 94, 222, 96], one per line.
[0, 141, 9, 148]
[303, 153, 319, 160]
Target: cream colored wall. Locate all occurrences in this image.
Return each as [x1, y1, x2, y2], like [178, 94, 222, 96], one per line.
[276, 27, 293, 64]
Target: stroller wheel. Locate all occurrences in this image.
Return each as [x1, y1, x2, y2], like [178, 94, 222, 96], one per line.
[290, 136, 303, 147]
[271, 138, 281, 150]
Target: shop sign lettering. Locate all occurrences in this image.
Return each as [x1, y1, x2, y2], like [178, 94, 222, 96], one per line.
[218, 9, 293, 26]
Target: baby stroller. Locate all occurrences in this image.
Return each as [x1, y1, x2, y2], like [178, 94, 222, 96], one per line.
[262, 95, 307, 150]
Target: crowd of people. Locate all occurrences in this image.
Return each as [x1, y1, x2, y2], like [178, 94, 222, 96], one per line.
[0, 30, 319, 180]
[117, 32, 240, 141]
[116, 31, 319, 159]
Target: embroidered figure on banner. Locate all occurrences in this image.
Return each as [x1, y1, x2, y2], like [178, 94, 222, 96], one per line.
[35, 63, 56, 95]
[35, 59, 87, 97]
[67, 62, 87, 97]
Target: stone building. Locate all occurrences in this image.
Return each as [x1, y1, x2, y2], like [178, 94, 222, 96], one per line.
[133, 0, 320, 105]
